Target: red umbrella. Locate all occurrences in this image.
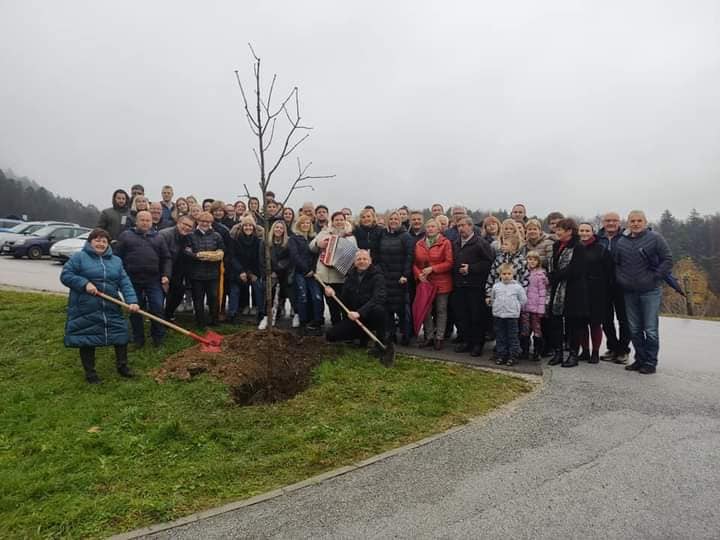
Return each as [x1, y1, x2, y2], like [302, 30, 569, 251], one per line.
[412, 280, 438, 336]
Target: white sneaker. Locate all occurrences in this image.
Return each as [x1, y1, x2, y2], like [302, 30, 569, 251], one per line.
[241, 306, 250, 315]
[250, 307, 258, 316]
[292, 314, 300, 328]
[257, 316, 268, 330]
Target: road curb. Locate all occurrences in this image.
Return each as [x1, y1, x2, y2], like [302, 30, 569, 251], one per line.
[110, 366, 544, 540]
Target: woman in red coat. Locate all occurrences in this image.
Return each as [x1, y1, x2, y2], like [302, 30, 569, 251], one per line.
[414, 218, 454, 349]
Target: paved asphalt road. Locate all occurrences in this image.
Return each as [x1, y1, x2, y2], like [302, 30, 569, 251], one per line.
[144, 317, 720, 540]
[0, 256, 66, 293]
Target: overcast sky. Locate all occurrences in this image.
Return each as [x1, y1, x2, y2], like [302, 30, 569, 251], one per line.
[2, 0, 720, 220]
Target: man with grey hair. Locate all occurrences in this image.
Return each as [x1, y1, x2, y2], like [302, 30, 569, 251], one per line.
[443, 205, 468, 243]
[613, 210, 672, 374]
[597, 211, 631, 363]
[324, 250, 390, 364]
[451, 216, 494, 356]
[115, 210, 172, 347]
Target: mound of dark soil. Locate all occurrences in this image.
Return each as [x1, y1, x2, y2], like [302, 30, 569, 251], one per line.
[153, 329, 332, 405]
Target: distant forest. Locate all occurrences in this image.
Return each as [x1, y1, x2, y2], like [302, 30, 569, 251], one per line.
[2, 167, 719, 314]
[0, 169, 100, 227]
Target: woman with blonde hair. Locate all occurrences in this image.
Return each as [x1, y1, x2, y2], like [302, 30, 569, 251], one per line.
[485, 235, 529, 297]
[353, 207, 382, 255]
[482, 215, 502, 247]
[171, 197, 189, 222]
[413, 218, 454, 350]
[125, 195, 150, 229]
[491, 218, 525, 253]
[269, 220, 292, 326]
[289, 214, 324, 332]
[189, 204, 202, 221]
[227, 215, 266, 327]
[376, 210, 414, 345]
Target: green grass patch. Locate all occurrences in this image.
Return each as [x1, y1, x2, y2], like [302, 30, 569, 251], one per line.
[0, 290, 533, 539]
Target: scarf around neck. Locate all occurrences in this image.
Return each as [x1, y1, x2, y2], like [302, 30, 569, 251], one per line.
[425, 234, 438, 248]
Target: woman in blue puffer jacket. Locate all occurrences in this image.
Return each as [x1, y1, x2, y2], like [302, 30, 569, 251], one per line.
[60, 228, 140, 384]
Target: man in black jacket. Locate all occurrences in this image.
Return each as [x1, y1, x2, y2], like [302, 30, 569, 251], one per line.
[160, 215, 194, 321]
[324, 250, 388, 358]
[115, 210, 172, 346]
[452, 217, 494, 356]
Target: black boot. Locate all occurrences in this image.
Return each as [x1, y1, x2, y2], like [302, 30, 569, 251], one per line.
[562, 351, 579, 368]
[578, 349, 590, 362]
[532, 337, 543, 361]
[548, 349, 564, 366]
[589, 351, 600, 364]
[470, 343, 484, 357]
[115, 345, 133, 378]
[80, 347, 101, 384]
[519, 336, 530, 360]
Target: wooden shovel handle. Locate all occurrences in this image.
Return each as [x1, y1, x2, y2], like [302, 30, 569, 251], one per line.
[95, 291, 193, 338]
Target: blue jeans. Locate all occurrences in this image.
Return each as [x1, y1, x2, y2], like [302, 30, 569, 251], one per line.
[228, 279, 265, 319]
[495, 317, 520, 359]
[294, 273, 324, 324]
[129, 281, 166, 343]
[624, 287, 662, 367]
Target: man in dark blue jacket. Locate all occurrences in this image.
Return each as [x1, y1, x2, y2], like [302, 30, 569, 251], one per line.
[614, 210, 672, 374]
[597, 211, 631, 363]
[115, 210, 171, 347]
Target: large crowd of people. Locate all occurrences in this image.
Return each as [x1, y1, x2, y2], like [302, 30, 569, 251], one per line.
[61, 183, 673, 383]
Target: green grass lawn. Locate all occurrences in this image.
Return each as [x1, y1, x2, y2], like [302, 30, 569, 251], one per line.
[0, 290, 534, 539]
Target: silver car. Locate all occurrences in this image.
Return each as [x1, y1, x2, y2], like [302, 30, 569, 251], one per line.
[50, 233, 89, 263]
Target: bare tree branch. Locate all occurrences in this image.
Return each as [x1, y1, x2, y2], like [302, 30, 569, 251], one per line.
[263, 118, 276, 152]
[235, 71, 260, 130]
[248, 42, 260, 61]
[277, 158, 335, 209]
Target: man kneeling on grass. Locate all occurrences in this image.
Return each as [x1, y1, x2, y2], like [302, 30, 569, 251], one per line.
[324, 250, 390, 363]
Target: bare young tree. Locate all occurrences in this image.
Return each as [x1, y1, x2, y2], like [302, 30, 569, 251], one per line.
[235, 44, 333, 328]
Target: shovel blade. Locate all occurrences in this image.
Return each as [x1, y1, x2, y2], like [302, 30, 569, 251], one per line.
[203, 331, 224, 347]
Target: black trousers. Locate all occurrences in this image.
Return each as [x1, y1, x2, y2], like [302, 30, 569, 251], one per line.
[445, 291, 457, 339]
[603, 283, 631, 354]
[385, 304, 409, 339]
[326, 306, 386, 344]
[165, 271, 187, 319]
[453, 287, 488, 346]
[327, 283, 345, 325]
[550, 315, 585, 354]
[79, 344, 128, 371]
[191, 278, 219, 326]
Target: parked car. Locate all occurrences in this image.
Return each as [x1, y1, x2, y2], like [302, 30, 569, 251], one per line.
[0, 218, 23, 232]
[3, 224, 90, 259]
[50, 233, 89, 263]
[0, 221, 77, 252]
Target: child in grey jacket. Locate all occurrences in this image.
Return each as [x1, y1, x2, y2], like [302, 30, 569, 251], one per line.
[487, 263, 528, 365]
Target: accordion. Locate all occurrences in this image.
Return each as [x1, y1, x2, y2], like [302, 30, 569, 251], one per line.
[320, 235, 358, 276]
